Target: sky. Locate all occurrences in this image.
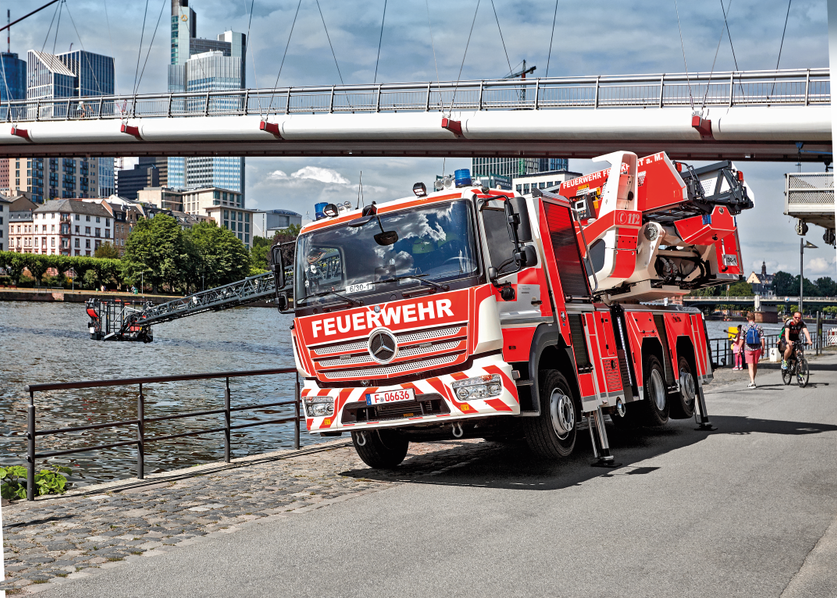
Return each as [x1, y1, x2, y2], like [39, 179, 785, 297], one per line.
[7, 0, 835, 280]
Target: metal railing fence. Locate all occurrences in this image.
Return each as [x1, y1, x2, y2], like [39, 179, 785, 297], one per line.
[708, 332, 828, 368]
[1, 68, 828, 123]
[23, 367, 301, 501]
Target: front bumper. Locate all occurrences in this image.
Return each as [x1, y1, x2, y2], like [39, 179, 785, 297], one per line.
[301, 354, 519, 433]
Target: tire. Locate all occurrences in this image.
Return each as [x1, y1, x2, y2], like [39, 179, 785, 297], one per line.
[351, 429, 409, 469]
[524, 370, 579, 459]
[796, 357, 809, 388]
[782, 361, 793, 385]
[640, 356, 669, 426]
[670, 356, 697, 419]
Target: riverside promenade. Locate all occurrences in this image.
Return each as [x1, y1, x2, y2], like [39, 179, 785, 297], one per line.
[3, 352, 837, 597]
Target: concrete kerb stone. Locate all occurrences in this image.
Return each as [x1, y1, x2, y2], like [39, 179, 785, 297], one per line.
[0, 436, 493, 595]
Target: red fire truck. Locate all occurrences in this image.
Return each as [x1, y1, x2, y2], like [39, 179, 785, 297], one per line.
[272, 150, 753, 468]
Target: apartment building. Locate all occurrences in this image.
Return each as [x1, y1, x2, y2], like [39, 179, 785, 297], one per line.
[28, 200, 114, 256]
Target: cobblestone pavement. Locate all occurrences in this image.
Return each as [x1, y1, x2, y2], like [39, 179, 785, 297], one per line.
[0, 438, 502, 594]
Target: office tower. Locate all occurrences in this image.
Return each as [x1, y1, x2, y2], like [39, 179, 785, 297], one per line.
[471, 157, 569, 180]
[0, 51, 25, 103]
[168, 1, 246, 200]
[16, 50, 115, 202]
[116, 157, 168, 200]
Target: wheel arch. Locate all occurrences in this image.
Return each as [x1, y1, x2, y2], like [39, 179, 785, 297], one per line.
[526, 323, 583, 414]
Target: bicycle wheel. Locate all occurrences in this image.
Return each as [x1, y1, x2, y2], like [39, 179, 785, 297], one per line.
[796, 357, 809, 387]
[782, 361, 793, 385]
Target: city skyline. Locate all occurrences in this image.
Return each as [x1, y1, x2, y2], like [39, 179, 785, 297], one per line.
[0, 0, 832, 278]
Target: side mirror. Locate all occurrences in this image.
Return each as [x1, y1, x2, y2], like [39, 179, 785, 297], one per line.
[515, 245, 537, 268]
[270, 245, 285, 288]
[276, 294, 288, 311]
[507, 196, 532, 242]
[488, 266, 498, 283]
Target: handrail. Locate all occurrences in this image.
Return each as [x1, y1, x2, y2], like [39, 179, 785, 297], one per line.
[1, 68, 829, 123]
[25, 367, 301, 501]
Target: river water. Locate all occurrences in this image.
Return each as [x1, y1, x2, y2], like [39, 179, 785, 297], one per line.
[0, 301, 311, 488]
[1, 302, 833, 488]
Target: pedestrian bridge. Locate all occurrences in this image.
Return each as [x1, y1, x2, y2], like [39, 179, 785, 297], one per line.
[682, 295, 837, 306]
[0, 68, 830, 160]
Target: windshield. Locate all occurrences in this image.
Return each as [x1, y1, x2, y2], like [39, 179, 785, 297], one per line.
[295, 200, 479, 306]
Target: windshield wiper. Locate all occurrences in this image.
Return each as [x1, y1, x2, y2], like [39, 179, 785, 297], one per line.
[299, 288, 362, 306]
[376, 274, 450, 292]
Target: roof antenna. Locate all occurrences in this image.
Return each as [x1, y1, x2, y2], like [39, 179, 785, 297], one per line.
[7, 10, 10, 54]
[356, 171, 364, 209]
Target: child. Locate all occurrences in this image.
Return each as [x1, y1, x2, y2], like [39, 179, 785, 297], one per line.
[731, 325, 743, 370]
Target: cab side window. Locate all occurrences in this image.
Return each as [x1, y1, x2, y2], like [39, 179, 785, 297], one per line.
[481, 208, 517, 275]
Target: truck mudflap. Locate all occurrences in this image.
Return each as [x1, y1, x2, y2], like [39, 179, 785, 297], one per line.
[301, 355, 519, 433]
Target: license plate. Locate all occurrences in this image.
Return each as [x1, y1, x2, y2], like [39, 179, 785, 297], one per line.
[346, 282, 373, 294]
[366, 388, 415, 405]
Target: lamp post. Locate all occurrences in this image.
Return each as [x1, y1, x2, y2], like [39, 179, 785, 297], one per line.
[800, 239, 818, 316]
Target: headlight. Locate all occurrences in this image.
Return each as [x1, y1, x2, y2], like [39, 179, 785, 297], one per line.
[304, 397, 334, 417]
[450, 374, 503, 401]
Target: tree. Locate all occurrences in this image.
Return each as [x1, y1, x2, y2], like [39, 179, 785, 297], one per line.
[815, 276, 837, 297]
[727, 281, 754, 296]
[772, 271, 795, 296]
[186, 221, 251, 291]
[94, 242, 119, 259]
[250, 236, 272, 272]
[270, 224, 301, 273]
[122, 214, 191, 293]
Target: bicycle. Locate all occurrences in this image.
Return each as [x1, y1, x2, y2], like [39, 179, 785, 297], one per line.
[782, 341, 810, 388]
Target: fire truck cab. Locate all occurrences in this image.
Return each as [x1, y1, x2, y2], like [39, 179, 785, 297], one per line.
[273, 151, 750, 468]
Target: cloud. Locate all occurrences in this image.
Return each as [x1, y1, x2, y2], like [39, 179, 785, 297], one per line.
[267, 167, 350, 185]
[806, 256, 837, 276]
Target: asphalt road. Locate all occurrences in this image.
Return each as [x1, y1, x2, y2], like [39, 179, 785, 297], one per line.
[37, 355, 837, 598]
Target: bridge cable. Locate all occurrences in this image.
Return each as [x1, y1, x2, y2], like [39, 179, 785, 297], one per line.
[424, 0, 443, 174]
[266, 0, 303, 117]
[770, 0, 792, 97]
[131, 0, 150, 102]
[673, 0, 695, 112]
[545, 0, 559, 78]
[133, 0, 167, 97]
[701, 0, 733, 111]
[65, 1, 106, 96]
[50, 0, 64, 58]
[448, 0, 481, 116]
[39, 0, 61, 56]
[373, 0, 387, 84]
[425, 0, 441, 98]
[489, 0, 512, 77]
[314, 0, 345, 86]
[102, 0, 120, 96]
[242, 0, 262, 114]
[719, 0, 746, 99]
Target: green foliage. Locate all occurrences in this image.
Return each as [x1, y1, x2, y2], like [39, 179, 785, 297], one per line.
[250, 236, 272, 271]
[94, 242, 120, 259]
[0, 464, 71, 500]
[772, 271, 795, 296]
[186, 221, 251, 290]
[121, 215, 193, 293]
[824, 306, 837, 316]
[727, 281, 755, 296]
[815, 276, 837, 297]
[0, 251, 122, 289]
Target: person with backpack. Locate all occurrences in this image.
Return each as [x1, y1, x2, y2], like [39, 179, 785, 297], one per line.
[741, 312, 765, 388]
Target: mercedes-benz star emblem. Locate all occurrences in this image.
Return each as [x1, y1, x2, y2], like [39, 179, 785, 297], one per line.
[368, 329, 397, 363]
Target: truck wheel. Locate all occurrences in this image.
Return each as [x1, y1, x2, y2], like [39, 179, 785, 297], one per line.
[640, 356, 669, 426]
[524, 370, 578, 458]
[670, 356, 697, 419]
[609, 401, 639, 430]
[351, 429, 409, 469]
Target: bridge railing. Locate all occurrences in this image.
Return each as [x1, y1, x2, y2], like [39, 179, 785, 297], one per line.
[2, 68, 828, 123]
[684, 296, 837, 303]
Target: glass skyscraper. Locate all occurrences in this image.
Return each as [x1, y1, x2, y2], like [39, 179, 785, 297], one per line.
[0, 52, 26, 103]
[471, 157, 569, 179]
[20, 50, 115, 202]
[168, 1, 246, 200]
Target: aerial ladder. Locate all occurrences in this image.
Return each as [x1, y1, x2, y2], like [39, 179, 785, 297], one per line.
[86, 271, 280, 342]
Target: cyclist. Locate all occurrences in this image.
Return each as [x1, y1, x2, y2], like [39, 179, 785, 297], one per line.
[782, 311, 813, 370]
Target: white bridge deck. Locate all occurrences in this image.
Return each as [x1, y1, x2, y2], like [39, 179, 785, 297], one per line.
[0, 68, 830, 160]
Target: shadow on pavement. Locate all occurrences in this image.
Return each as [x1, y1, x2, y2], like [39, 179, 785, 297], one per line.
[340, 415, 837, 492]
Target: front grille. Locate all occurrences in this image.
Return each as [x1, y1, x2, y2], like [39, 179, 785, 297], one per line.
[310, 325, 465, 357]
[321, 353, 461, 380]
[316, 339, 464, 369]
[342, 393, 449, 423]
